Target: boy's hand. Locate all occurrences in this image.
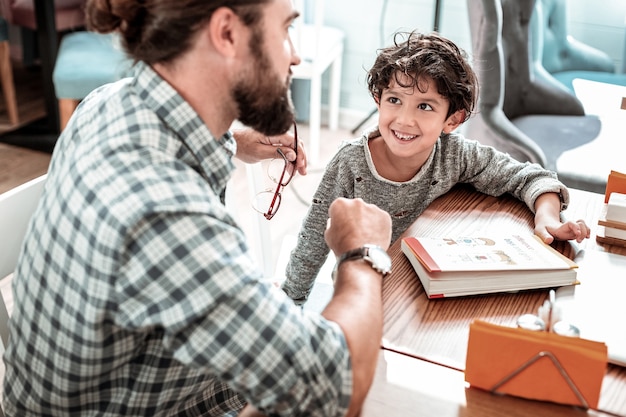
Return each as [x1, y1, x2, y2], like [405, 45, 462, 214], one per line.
[534, 219, 590, 244]
[533, 192, 590, 244]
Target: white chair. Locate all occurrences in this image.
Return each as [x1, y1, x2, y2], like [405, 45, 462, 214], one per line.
[291, 0, 344, 165]
[241, 164, 334, 312]
[246, 162, 276, 279]
[272, 234, 335, 313]
[0, 175, 47, 274]
[225, 162, 277, 280]
[0, 174, 46, 416]
[0, 175, 47, 347]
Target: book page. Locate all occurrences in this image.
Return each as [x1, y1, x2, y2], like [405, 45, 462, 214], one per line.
[408, 235, 575, 272]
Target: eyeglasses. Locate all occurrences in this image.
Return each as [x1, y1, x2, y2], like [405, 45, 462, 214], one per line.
[253, 122, 298, 220]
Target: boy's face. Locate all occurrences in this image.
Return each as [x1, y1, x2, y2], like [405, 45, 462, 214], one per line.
[376, 73, 462, 161]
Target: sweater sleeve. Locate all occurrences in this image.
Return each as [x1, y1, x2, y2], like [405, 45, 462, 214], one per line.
[282, 151, 352, 305]
[442, 134, 570, 212]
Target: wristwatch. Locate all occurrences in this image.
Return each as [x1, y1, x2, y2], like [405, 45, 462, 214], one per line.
[332, 244, 392, 281]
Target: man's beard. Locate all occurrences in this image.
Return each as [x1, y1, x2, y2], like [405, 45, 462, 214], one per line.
[234, 32, 295, 136]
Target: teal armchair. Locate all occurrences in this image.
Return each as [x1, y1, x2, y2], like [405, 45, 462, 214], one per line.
[531, 0, 626, 93]
[465, 0, 624, 194]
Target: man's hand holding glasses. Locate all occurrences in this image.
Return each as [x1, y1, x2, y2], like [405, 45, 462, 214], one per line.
[233, 123, 306, 176]
[232, 123, 306, 220]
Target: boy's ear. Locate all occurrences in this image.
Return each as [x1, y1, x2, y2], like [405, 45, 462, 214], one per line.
[443, 109, 465, 133]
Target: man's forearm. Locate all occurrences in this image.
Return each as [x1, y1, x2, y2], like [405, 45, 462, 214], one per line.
[322, 260, 384, 417]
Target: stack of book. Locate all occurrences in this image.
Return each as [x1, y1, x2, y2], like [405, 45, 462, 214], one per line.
[598, 193, 626, 246]
[597, 171, 626, 248]
[401, 234, 578, 299]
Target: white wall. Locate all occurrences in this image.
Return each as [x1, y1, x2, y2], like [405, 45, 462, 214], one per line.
[567, 0, 626, 73]
[309, 0, 626, 129]
[322, 0, 471, 124]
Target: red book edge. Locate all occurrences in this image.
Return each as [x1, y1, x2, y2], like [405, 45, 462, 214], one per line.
[428, 293, 445, 299]
[402, 236, 442, 272]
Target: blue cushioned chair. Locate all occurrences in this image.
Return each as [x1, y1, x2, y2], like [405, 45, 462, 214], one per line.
[0, 0, 86, 66]
[52, 31, 133, 130]
[531, 0, 626, 94]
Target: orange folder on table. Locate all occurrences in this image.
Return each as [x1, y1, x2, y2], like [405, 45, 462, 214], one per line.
[465, 320, 607, 409]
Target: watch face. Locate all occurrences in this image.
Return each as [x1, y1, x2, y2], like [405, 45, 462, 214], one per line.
[367, 245, 392, 274]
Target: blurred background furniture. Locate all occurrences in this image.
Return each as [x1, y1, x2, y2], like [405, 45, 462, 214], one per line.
[291, 0, 344, 165]
[52, 31, 132, 130]
[464, 0, 624, 194]
[0, 0, 85, 65]
[1, 0, 87, 135]
[0, 16, 18, 126]
[531, 0, 626, 95]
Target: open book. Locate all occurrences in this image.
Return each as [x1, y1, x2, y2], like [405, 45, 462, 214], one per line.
[401, 235, 578, 298]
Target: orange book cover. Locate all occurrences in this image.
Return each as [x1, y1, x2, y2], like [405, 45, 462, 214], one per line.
[604, 170, 626, 203]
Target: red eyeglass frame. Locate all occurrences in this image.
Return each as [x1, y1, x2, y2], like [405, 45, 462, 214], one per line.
[263, 122, 298, 220]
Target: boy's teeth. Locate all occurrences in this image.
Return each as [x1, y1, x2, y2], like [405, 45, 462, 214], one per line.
[394, 131, 416, 140]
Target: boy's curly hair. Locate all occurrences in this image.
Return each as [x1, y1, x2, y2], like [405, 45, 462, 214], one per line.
[367, 31, 478, 121]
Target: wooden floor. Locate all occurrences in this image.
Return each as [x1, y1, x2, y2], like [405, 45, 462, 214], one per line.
[0, 59, 52, 192]
[0, 62, 47, 136]
[0, 142, 50, 193]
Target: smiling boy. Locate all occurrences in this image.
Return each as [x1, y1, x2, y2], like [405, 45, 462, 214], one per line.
[282, 31, 590, 305]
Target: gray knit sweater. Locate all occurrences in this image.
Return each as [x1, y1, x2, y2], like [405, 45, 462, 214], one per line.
[282, 129, 569, 304]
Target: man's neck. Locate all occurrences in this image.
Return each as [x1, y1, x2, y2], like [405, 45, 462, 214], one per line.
[152, 57, 236, 139]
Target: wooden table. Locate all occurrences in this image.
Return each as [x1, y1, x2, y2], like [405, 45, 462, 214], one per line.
[369, 184, 626, 416]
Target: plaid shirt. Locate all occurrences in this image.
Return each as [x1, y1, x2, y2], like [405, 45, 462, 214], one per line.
[3, 62, 352, 417]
